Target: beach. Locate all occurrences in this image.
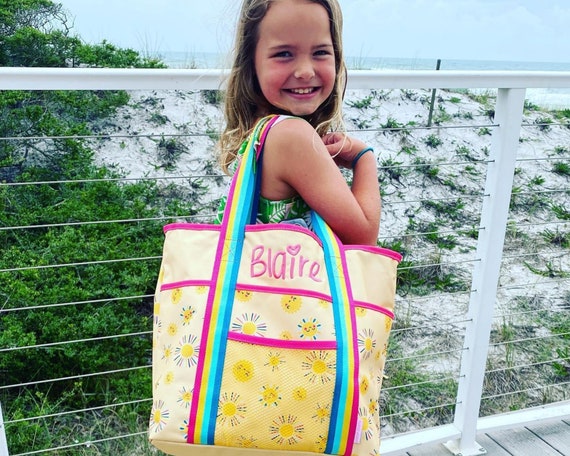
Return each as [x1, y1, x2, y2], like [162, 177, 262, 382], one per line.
[90, 85, 569, 431]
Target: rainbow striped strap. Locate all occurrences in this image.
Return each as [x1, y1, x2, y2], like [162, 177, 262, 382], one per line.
[187, 116, 278, 444]
[312, 212, 359, 455]
[187, 115, 359, 455]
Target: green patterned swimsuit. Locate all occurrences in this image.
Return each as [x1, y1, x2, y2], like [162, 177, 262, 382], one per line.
[215, 116, 312, 228]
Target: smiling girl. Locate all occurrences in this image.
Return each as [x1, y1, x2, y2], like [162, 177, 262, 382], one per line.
[217, 0, 381, 246]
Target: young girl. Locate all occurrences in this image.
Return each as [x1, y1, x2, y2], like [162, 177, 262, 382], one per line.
[217, 0, 380, 246]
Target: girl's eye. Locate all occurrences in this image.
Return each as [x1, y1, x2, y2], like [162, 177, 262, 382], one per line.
[314, 49, 332, 57]
[273, 51, 292, 58]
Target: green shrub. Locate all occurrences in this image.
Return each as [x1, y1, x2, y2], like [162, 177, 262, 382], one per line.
[534, 116, 553, 132]
[552, 162, 570, 176]
[202, 89, 224, 105]
[347, 94, 374, 109]
[424, 134, 443, 148]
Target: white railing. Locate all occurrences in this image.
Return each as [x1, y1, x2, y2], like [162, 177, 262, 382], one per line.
[1, 68, 569, 456]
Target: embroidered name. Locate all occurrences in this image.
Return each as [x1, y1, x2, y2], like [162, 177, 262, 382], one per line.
[250, 244, 323, 282]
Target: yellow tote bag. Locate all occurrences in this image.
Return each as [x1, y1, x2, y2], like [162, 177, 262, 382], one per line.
[149, 116, 401, 455]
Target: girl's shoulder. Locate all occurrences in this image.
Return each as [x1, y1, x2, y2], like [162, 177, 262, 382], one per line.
[270, 115, 313, 132]
[265, 116, 317, 148]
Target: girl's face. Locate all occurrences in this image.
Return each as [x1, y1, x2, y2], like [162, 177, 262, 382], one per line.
[254, 0, 336, 117]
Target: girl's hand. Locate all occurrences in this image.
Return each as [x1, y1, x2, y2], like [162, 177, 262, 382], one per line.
[321, 132, 367, 168]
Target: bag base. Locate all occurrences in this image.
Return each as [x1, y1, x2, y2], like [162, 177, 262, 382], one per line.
[152, 440, 326, 456]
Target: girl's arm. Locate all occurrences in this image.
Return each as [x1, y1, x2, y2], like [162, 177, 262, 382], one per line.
[261, 117, 381, 245]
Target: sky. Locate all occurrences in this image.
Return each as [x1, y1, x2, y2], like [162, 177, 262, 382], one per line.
[57, 0, 570, 65]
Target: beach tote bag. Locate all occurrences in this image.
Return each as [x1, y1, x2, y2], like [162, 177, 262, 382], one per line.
[149, 115, 402, 456]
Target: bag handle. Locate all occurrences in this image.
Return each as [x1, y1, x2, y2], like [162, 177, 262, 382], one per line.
[188, 116, 359, 455]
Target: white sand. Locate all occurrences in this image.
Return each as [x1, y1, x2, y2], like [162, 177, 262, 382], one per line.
[92, 87, 569, 430]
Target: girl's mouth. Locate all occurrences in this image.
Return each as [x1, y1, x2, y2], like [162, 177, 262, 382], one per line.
[288, 87, 317, 95]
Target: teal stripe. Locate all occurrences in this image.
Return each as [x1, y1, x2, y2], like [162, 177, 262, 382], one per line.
[201, 123, 260, 443]
[313, 213, 350, 454]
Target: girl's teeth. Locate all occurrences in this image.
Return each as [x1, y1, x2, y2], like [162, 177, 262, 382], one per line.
[291, 88, 313, 94]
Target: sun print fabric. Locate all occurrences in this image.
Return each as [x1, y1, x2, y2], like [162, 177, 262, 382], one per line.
[149, 116, 401, 456]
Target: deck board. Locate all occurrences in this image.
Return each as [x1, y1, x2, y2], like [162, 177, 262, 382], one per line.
[404, 442, 451, 456]
[526, 420, 570, 454]
[473, 434, 513, 455]
[483, 426, 565, 456]
[384, 419, 569, 456]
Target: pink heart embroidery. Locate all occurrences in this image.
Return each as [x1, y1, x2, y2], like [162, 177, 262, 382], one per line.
[287, 244, 301, 256]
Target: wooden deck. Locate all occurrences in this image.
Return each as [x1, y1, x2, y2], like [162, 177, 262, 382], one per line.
[390, 419, 570, 456]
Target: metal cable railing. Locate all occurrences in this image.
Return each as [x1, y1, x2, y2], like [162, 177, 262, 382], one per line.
[1, 70, 569, 456]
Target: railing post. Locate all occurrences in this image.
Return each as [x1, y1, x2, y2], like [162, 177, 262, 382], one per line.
[444, 88, 526, 456]
[427, 59, 442, 127]
[0, 402, 9, 455]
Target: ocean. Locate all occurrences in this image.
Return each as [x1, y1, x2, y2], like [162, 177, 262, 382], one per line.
[160, 51, 570, 109]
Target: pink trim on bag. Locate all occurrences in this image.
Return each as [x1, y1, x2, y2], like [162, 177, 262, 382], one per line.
[345, 245, 403, 262]
[237, 284, 331, 302]
[160, 280, 211, 292]
[159, 280, 332, 302]
[353, 301, 395, 319]
[228, 331, 337, 350]
[188, 170, 239, 442]
[340, 242, 360, 455]
[246, 223, 323, 245]
[162, 223, 403, 264]
[163, 223, 220, 233]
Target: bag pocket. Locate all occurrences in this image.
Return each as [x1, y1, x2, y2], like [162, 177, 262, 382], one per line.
[214, 335, 338, 453]
[352, 303, 394, 453]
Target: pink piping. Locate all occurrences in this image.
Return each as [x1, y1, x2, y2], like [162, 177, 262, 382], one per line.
[354, 301, 395, 319]
[227, 331, 337, 350]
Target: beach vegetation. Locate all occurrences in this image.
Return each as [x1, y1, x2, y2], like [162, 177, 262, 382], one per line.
[414, 157, 441, 180]
[463, 164, 480, 177]
[382, 343, 457, 432]
[552, 346, 570, 379]
[529, 175, 546, 186]
[460, 111, 474, 120]
[352, 117, 372, 129]
[524, 261, 569, 278]
[424, 225, 459, 250]
[424, 133, 443, 148]
[205, 118, 221, 141]
[449, 96, 462, 104]
[0, 2, 186, 453]
[422, 199, 467, 222]
[553, 145, 569, 154]
[551, 204, 570, 220]
[480, 107, 495, 122]
[477, 126, 492, 136]
[400, 89, 418, 101]
[510, 184, 551, 214]
[401, 144, 418, 155]
[534, 116, 553, 132]
[157, 136, 186, 169]
[432, 106, 452, 125]
[467, 89, 495, 107]
[347, 93, 374, 109]
[524, 99, 540, 112]
[455, 145, 477, 162]
[552, 108, 570, 126]
[149, 112, 169, 125]
[202, 89, 224, 105]
[552, 161, 570, 176]
[380, 157, 406, 183]
[381, 116, 405, 134]
[541, 228, 569, 248]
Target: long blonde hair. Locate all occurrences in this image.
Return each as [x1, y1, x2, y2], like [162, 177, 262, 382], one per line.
[218, 0, 347, 174]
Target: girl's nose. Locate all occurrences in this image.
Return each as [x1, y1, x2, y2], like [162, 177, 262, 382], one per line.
[294, 59, 315, 80]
